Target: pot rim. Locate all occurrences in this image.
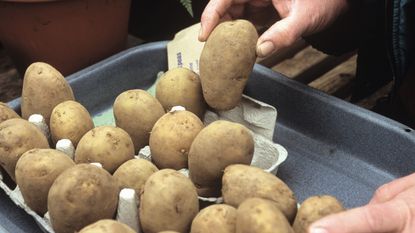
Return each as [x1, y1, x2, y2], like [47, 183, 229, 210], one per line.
[0, 0, 60, 2]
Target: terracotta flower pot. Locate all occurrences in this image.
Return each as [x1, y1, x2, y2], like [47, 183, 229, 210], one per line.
[0, 0, 131, 76]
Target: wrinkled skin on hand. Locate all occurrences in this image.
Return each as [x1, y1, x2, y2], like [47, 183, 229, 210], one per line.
[309, 172, 415, 233]
[199, 0, 348, 57]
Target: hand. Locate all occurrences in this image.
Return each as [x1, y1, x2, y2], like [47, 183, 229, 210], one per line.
[309, 173, 415, 233]
[199, 0, 349, 57]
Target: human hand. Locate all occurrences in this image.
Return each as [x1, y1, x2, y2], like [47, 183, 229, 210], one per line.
[199, 0, 349, 57]
[309, 173, 415, 233]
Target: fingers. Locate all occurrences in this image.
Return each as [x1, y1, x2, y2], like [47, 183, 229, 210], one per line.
[200, 0, 253, 41]
[256, 15, 304, 57]
[370, 172, 415, 204]
[308, 200, 408, 233]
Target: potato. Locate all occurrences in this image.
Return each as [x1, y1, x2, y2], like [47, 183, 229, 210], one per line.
[236, 198, 294, 233]
[114, 89, 165, 153]
[48, 164, 119, 233]
[140, 169, 199, 233]
[150, 109, 204, 169]
[75, 126, 134, 173]
[78, 219, 136, 233]
[293, 195, 344, 233]
[188, 120, 254, 189]
[0, 102, 20, 123]
[15, 149, 74, 214]
[50, 100, 94, 146]
[156, 68, 207, 119]
[113, 158, 158, 194]
[199, 20, 258, 110]
[190, 204, 236, 233]
[0, 118, 49, 181]
[222, 164, 297, 222]
[21, 62, 74, 123]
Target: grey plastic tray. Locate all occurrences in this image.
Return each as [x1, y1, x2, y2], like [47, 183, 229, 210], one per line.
[2, 41, 415, 233]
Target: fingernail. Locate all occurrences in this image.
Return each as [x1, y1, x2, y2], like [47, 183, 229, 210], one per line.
[257, 41, 275, 57]
[310, 227, 329, 233]
[198, 24, 204, 41]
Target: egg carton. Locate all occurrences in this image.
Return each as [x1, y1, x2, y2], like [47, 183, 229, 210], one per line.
[0, 95, 288, 233]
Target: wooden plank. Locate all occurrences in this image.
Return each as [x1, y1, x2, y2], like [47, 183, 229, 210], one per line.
[357, 82, 393, 109]
[257, 39, 308, 68]
[271, 46, 328, 78]
[308, 55, 357, 96]
[293, 52, 355, 84]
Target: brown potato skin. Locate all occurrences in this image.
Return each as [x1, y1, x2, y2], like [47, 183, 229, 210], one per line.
[50, 100, 94, 146]
[78, 219, 136, 233]
[150, 110, 204, 169]
[156, 68, 207, 119]
[222, 164, 297, 223]
[75, 126, 134, 173]
[140, 169, 199, 233]
[21, 62, 74, 123]
[190, 204, 237, 233]
[0, 102, 20, 124]
[188, 120, 254, 188]
[236, 198, 294, 233]
[48, 164, 119, 233]
[113, 158, 159, 194]
[293, 195, 344, 233]
[113, 89, 165, 153]
[199, 20, 258, 110]
[15, 149, 75, 215]
[0, 118, 49, 181]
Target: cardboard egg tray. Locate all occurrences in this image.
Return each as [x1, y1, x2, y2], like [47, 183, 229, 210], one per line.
[0, 95, 288, 233]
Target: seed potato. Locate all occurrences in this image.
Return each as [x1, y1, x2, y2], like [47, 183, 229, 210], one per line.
[113, 158, 159, 194]
[222, 164, 297, 222]
[156, 68, 207, 119]
[236, 198, 294, 233]
[15, 149, 75, 215]
[48, 164, 119, 233]
[190, 204, 237, 233]
[0, 102, 20, 123]
[75, 126, 134, 173]
[199, 20, 258, 110]
[21, 62, 74, 123]
[0, 118, 49, 181]
[78, 219, 136, 233]
[293, 195, 344, 233]
[50, 100, 94, 146]
[113, 89, 165, 153]
[188, 120, 254, 189]
[140, 169, 199, 233]
[150, 109, 204, 169]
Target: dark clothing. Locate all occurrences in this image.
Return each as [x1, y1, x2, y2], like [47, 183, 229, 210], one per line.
[304, 0, 415, 101]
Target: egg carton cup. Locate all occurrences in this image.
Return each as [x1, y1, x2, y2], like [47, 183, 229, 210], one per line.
[0, 96, 287, 233]
[0, 164, 143, 233]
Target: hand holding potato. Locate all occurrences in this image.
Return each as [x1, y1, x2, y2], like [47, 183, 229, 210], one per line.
[199, 0, 348, 57]
[200, 20, 257, 110]
[309, 173, 415, 233]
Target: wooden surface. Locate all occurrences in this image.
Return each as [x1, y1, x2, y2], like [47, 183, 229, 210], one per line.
[0, 48, 21, 102]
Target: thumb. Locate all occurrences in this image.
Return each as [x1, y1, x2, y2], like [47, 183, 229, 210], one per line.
[308, 200, 407, 233]
[256, 15, 306, 57]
